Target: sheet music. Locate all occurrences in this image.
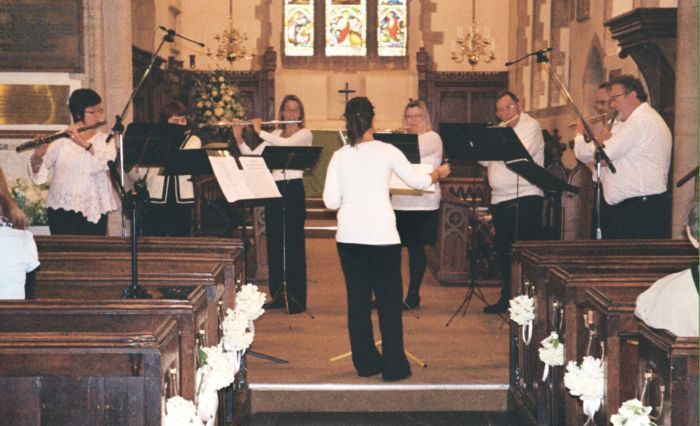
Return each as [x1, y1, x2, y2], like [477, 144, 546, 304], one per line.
[238, 156, 282, 199]
[390, 163, 436, 195]
[208, 156, 281, 203]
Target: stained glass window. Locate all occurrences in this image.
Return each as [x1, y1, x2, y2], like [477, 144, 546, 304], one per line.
[377, 0, 406, 56]
[284, 0, 315, 56]
[325, 0, 367, 56]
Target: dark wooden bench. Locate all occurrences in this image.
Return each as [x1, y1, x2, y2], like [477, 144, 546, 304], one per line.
[0, 286, 207, 401]
[636, 322, 698, 425]
[0, 316, 180, 425]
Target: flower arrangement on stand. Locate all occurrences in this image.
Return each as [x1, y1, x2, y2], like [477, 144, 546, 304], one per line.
[10, 178, 49, 226]
[509, 294, 535, 345]
[563, 356, 605, 424]
[191, 72, 246, 142]
[164, 396, 203, 426]
[538, 331, 564, 382]
[610, 399, 656, 426]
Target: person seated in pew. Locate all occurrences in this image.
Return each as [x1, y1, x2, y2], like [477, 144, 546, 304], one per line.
[634, 202, 699, 337]
[0, 168, 40, 299]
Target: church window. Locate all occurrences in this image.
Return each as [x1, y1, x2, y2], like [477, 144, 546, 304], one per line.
[284, 0, 315, 56]
[377, 0, 407, 57]
[325, 0, 367, 56]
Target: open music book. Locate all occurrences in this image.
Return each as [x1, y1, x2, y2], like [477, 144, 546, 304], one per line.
[208, 155, 281, 203]
[389, 163, 436, 195]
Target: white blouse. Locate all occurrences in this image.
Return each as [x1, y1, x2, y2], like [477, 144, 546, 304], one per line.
[390, 130, 443, 211]
[238, 128, 313, 181]
[323, 140, 433, 245]
[0, 226, 40, 299]
[28, 132, 119, 223]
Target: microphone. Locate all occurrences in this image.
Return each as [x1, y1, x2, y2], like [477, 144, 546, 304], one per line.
[158, 26, 206, 47]
[505, 47, 554, 67]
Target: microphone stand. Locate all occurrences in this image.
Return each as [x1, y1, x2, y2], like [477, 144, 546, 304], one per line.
[506, 48, 616, 240]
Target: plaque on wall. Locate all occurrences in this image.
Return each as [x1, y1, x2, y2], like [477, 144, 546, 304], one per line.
[0, 0, 83, 72]
[0, 84, 71, 125]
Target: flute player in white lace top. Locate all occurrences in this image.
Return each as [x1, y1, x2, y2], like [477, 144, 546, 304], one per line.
[28, 89, 119, 235]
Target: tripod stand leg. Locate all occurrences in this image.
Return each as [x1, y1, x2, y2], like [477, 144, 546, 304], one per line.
[404, 350, 427, 368]
[247, 350, 289, 364]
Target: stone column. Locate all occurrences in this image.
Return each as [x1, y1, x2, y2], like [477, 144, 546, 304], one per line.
[671, 0, 698, 238]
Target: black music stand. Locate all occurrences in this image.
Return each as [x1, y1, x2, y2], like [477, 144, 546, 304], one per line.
[440, 123, 578, 324]
[373, 133, 420, 163]
[258, 146, 322, 318]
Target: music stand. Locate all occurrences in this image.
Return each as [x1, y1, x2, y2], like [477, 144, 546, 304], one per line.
[373, 133, 420, 163]
[260, 146, 322, 318]
[439, 123, 578, 324]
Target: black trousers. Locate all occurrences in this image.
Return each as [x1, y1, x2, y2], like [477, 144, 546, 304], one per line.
[395, 209, 439, 298]
[266, 179, 307, 312]
[47, 208, 107, 236]
[336, 242, 411, 381]
[491, 196, 544, 302]
[603, 193, 670, 239]
[142, 178, 193, 237]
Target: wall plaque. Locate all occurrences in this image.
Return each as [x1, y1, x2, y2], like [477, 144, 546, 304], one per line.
[0, 0, 83, 72]
[0, 84, 71, 125]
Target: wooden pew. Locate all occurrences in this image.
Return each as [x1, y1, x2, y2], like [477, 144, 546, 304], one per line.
[636, 322, 698, 426]
[544, 266, 686, 425]
[0, 316, 180, 425]
[33, 261, 226, 343]
[581, 287, 647, 425]
[509, 255, 696, 426]
[34, 235, 243, 308]
[0, 286, 207, 401]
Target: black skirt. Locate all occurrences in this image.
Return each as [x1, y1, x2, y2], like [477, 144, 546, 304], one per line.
[395, 209, 439, 247]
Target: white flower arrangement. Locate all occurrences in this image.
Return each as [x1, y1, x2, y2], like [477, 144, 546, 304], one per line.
[198, 345, 239, 391]
[509, 294, 535, 345]
[164, 396, 203, 426]
[538, 331, 564, 382]
[234, 283, 267, 321]
[10, 178, 49, 225]
[564, 356, 605, 421]
[610, 399, 656, 426]
[221, 308, 255, 352]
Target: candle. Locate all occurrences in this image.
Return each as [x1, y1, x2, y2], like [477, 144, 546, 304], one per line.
[456, 26, 464, 39]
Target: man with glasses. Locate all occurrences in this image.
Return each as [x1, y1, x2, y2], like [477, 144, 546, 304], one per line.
[573, 75, 671, 239]
[481, 91, 545, 314]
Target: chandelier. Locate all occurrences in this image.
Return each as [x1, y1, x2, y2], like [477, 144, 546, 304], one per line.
[451, 0, 496, 68]
[208, 0, 254, 64]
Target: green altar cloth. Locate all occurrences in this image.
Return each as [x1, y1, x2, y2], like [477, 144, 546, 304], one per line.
[303, 130, 344, 198]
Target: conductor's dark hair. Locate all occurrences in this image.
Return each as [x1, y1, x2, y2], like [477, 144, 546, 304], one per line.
[278, 94, 305, 129]
[344, 97, 375, 146]
[687, 202, 698, 241]
[609, 75, 648, 102]
[495, 90, 520, 104]
[160, 100, 188, 123]
[597, 82, 611, 90]
[69, 89, 102, 123]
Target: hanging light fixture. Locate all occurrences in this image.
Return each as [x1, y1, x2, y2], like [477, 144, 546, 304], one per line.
[451, 0, 496, 68]
[208, 0, 254, 64]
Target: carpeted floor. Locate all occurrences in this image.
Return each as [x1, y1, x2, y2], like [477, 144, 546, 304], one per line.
[246, 238, 512, 415]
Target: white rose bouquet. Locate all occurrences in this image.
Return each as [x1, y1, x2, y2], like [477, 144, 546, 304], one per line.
[234, 283, 267, 321]
[192, 72, 246, 141]
[538, 331, 564, 382]
[509, 294, 535, 345]
[197, 345, 239, 391]
[610, 399, 656, 426]
[164, 396, 203, 426]
[564, 356, 605, 422]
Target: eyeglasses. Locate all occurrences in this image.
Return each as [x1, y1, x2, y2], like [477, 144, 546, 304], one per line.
[404, 113, 424, 119]
[284, 108, 300, 113]
[608, 91, 629, 102]
[84, 107, 104, 115]
[594, 100, 609, 105]
[496, 103, 517, 114]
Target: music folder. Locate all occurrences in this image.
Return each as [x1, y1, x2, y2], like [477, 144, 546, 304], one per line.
[123, 122, 189, 171]
[373, 132, 434, 195]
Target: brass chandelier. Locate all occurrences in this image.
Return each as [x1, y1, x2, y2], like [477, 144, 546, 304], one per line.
[209, 0, 254, 64]
[451, 0, 496, 68]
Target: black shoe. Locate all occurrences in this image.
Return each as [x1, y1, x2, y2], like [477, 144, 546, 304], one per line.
[403, 293, 420, 310]
[483, 300, 508, 314]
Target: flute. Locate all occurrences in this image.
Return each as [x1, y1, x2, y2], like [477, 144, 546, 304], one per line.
[200, 120, 302, 128]
[16, 121, 107, 153]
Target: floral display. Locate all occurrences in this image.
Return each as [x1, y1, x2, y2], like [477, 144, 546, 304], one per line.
[538, 331, 564, 381]
[509, 294, 535, 326]
[564, 356, 605, 421]
[221, 308, 255, 353]
[191, 72, 246, 140]
[164, 396, 203, 426]
[10, 178, 49, 225]
[234, 283, 267, 321]
[198, 345, 239, 391]
[610, 399, 656, 426]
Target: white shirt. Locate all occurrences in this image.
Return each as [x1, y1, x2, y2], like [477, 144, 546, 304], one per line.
[573, 103, 671, 205]
[574, 119, 621, 183]
[635, 268, 699, 338]
[391, 130, 443, 211]
[145, 134, 202, 203]
[479, 112, 545, 204]
[239, 128, 313, 181]
[323, 140, 433, 245]
[0, 226, 40, 299]
[28, 132, 119, 223]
